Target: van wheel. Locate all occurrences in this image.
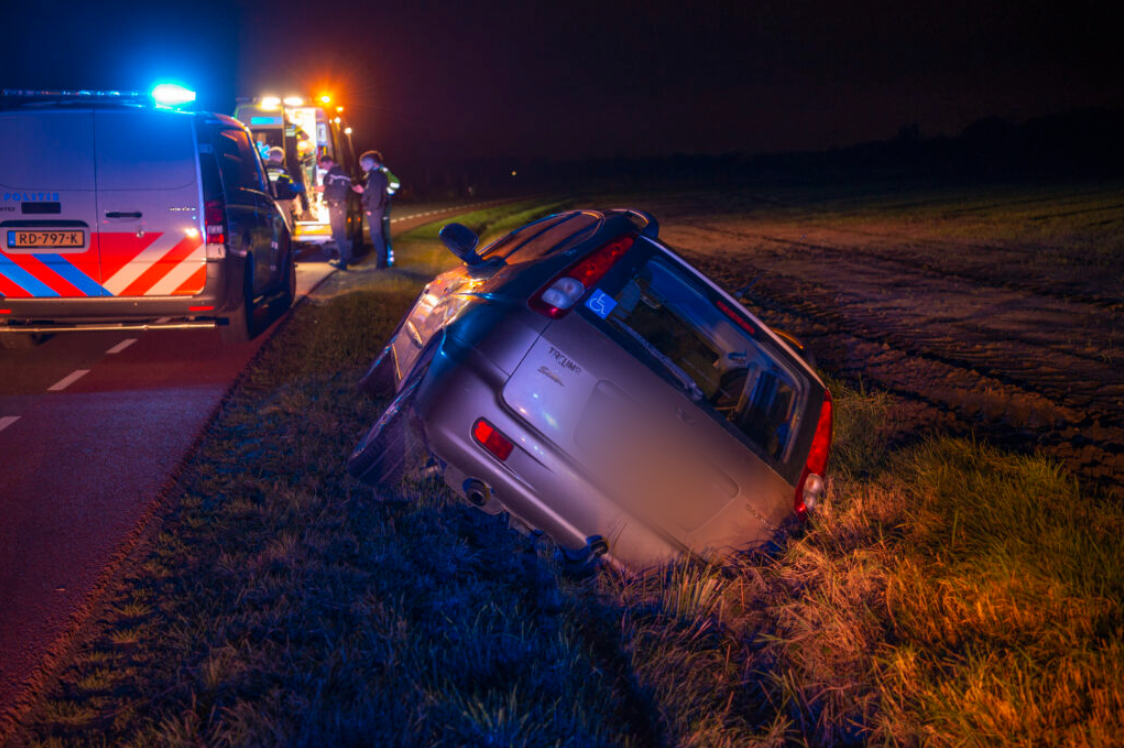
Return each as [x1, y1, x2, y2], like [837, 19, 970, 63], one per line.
[347, 363, 428, 486]
[0, 332, 44, 350]
[220, 260, 256, 344]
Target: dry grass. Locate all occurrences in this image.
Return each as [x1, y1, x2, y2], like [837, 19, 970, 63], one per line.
[587, 384, 1124, 747]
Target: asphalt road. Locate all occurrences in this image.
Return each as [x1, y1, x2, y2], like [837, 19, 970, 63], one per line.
[0, 201, 501, 720]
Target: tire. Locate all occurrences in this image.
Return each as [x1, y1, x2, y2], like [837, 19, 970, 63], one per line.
[357, 341, 397, 399]
[220, 259, 256, 344]
[347, 364, 428, 486]
[0, 332, 44, 350]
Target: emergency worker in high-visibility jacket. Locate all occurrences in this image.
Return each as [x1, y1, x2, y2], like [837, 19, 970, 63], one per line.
[380, 164, 400, 264]
[264, 147, 297, 229]
[317, 154, 353, 269]
[352, 150, 390, 268]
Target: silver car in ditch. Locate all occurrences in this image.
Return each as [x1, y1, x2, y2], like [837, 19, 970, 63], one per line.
[349, 209, 833, 569]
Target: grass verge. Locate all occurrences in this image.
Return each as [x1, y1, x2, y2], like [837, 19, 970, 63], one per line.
[11, 196, 1123, 747]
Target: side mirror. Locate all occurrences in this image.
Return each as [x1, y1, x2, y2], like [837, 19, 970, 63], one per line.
[439, 223, 483, 265]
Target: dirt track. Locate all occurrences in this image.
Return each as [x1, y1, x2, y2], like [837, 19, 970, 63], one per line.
[643, 188, 1124, 494]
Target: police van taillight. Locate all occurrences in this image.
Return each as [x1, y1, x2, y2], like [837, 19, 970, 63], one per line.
[205, 199, 227, 259]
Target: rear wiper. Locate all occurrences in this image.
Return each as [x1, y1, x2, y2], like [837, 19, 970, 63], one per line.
[612, 320, 704, 401]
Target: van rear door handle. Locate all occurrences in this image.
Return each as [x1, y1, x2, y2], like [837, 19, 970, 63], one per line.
[105, 211, 142, 219]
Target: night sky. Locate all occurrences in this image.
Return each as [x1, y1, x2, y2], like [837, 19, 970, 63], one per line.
[2, 0, 1119, 173]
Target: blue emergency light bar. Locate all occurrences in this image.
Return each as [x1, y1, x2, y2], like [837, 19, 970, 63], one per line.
[2, 85, 197, 109]
[2, 89, 143, 98]
[151, 83, 196, 106]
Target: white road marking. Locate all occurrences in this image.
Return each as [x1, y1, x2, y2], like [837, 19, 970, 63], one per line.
[48, 369, 89, 392]
[154, 317, 171, 324]
[388, 200, 507, 226]
[106, 338, 137, 355]
[0, 416, 19, 434]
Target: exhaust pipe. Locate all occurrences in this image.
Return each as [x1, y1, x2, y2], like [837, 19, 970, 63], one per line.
[558, 535, 609, 573]
[463, 479, 491, 507]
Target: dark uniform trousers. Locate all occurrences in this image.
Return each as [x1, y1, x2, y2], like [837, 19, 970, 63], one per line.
[368, 206, 387, 268]
[328, 201, 352, 265]
[381, 202, 392, 264]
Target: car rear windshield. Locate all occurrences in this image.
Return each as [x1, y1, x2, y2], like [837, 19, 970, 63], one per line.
[580, 246, 806, 465]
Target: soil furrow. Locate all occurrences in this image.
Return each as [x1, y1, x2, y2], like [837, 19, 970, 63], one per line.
[671, 237, 1124, 493]
[705, 225, 1124, 312]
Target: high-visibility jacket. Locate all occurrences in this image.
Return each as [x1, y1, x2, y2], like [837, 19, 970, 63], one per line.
[264, 161, 293, 190]
[381, 166, 401, 196]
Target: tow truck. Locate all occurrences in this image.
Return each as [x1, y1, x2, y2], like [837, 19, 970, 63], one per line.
[233, 95, 364, 253]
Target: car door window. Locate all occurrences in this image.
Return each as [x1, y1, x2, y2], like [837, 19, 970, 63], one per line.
[213, 128, 266, 193]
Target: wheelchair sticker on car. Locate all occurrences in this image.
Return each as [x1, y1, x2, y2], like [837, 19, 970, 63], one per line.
[586, 289, 617, 319]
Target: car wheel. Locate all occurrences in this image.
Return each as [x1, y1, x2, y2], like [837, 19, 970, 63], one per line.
[220, 259, 256, 344]
[357, 341, 397, 399]
[347, 363, 428, 486]
[0, 332, 44, 350]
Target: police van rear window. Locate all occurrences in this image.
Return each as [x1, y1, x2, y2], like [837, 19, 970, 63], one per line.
[0, 112, 95, 190]
[94, 111, 196, 191]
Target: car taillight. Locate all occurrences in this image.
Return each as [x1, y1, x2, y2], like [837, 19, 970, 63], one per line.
[473, 418, 514, 462]
[528, 234, 635, 318]
[795, 389, 832, 518]
[205, 199, 227, 259]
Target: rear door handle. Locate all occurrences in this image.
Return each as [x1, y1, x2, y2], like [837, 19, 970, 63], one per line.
[675, 406, 696, 424]
[105, 211, 142, 219]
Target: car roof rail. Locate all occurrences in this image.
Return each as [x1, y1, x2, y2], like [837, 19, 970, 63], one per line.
[611, 208, 659, 238]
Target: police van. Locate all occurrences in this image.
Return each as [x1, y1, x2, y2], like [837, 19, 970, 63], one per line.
[0, 86, 299, 347]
